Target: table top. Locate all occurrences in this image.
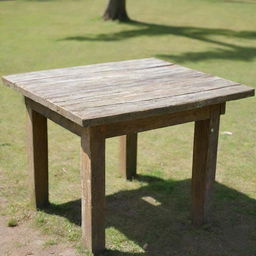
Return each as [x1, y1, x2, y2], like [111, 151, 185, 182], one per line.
[2, 58, 254, 126]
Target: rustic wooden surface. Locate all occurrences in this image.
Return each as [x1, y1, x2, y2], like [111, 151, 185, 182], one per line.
[191, 105, 220, 226]
[102, 104, 224, 138]
[2, 58, 254, 127]
[25, 97, 82, 137]
[26, 103, 49, 209]
[80, 127, 105, 253]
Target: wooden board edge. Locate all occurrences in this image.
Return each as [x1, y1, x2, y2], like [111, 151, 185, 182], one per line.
[25, 98, 82, 137]
[2, 77, 84, 126]
[82, 87, 254, 127]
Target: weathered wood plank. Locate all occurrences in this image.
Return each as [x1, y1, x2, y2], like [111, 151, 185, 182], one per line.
[81, 127, 106, 253]
[14, 63, 179, 89]
[119, 134, 138, 180]
[102, 105, 220, 138]
[80, 84, 254, 127]
[26, 103, 49, 209]
[4, 65, 195, 103]
[61, 77, 237, 110]
[25, 66, 195, 100]
[3, 58, 170, 83]
[191, 105, 220, 226]
[32, 70, 206, 105]
[3, 80, 83, 125]
[2, 58, 254, 127]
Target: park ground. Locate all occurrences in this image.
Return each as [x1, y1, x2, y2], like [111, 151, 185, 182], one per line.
[0, 0, 256, 255]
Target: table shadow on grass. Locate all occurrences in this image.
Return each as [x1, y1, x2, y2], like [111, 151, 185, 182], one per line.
[60, 21, 256, 63]
[45, 175, 256, 256]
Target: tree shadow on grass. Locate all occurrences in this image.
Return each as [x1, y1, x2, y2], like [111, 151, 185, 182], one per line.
[59, 21, 256, 63]
[60, 21, 256, 63]
[61, 21, 256, 42]
[156, 45, 256, 63]
[216, 0, 256, 4]
[45, 174, 256, 256]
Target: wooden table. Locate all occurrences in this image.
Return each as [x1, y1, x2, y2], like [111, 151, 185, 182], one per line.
[2, 58, 254, 254]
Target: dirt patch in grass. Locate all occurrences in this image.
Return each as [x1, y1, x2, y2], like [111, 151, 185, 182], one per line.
[0, 216, 79, 256]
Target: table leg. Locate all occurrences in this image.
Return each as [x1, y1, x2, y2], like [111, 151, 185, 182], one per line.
[119, 133, 138, 180]
[191, 107, 220, 226]
[26, 105, 49, 209]
[81, 127, 105, 254]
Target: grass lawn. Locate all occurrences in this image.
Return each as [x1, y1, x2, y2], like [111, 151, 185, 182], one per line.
[0, 0, 255, 255]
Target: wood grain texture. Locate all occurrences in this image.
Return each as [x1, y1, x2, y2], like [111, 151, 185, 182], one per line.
[26, 104, 49, 209]
[119, 134, 138, 180]
[25, 98, 82, 137]
[80, 127, 106, 254]
[4, 58, 169, 83]
[102, 105, 222, 138]
[2, 58, 254, 127]
[191, 105, 220, 226]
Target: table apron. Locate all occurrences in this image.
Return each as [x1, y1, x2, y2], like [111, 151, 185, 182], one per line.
[101, 103, 225, 138]
[24, 97, 225, 138]
[25, 97, 82, 136]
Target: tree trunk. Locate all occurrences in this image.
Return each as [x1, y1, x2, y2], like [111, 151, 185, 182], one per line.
[103, 0, 130, 22]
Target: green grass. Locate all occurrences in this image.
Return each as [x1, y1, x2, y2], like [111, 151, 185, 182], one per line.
[0, 0, 255, 255]
[43, 239, 58, 248]
[7, 217, 18, 227]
